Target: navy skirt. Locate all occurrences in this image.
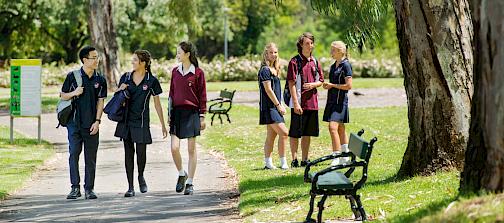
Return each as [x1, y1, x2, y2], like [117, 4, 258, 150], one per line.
[115, 122, 153, 144]
[170, 108, 200, 139]
[259, 108, 285, 125]
[323, 97, 349, 123]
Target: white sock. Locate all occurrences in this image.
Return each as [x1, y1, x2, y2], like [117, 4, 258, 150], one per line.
[332, 151, 341, 156]
[279, 157, 287, 166]
[186, 178, 193, 185]
[341, 144, 349, 152]
[179, 169, 186, 176]
[264, 157, 273, 165]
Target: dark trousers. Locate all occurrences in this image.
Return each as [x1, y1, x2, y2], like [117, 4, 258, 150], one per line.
[123, 137, 147, 189]
[66, 121, 99, 190]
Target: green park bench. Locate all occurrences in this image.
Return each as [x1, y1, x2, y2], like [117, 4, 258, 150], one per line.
[303, 129, 378, 222]
[208, 89, 236, 126]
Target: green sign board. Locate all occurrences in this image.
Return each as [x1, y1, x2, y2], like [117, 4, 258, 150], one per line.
[10, 59, 42, 117]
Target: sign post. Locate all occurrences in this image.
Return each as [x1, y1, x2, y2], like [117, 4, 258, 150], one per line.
[10, 59, 42, 144]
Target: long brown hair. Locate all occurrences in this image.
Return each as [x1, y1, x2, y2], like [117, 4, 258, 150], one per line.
[134, 49, 152, 75]
[178, 41, 199, 67]
[261, 43, 280, 76]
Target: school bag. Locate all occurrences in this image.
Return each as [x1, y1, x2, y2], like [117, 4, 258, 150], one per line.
[56, 70, 82, 128]
[283, 55, 320, 107]
[104, 89, 130, 122]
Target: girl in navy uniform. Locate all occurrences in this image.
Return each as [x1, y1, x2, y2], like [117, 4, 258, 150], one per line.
[258, 43, 289, 169]
[115, 50, 168, 197]
[322, 41, 353, 166]
[169, 41, 207, 195]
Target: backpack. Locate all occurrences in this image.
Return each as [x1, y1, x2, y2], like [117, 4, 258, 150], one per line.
[56, 70, 82, 128]
[283, 55, 320, 107]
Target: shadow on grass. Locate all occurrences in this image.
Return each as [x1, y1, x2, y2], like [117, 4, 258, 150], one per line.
[387, 195, 458, 223]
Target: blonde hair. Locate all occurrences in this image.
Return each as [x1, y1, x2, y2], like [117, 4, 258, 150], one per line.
[261, 42, 281, 76]
[331, 41, 349, 58]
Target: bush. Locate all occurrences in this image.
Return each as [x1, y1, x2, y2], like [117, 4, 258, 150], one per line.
[0, 56, 402, 88]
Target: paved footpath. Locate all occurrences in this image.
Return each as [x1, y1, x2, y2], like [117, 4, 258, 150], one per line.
[0, 113, 241, 222]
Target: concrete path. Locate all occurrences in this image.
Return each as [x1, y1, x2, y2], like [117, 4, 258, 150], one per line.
[0, 114, 240, 222]
[209, 88, 407, 108]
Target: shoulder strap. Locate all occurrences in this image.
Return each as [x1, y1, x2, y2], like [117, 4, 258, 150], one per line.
[73, 70, 82, 87]
[313, 57, 320, 81]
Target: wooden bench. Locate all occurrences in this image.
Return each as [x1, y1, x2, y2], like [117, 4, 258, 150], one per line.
[208, 89, 235, 125]
[303, 129, 378, 222]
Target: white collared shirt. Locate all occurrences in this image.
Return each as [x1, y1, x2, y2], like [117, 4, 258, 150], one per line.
[177, 63, 196, 76]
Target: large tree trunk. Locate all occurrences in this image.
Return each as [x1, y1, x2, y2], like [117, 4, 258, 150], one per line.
[460, 1, 504, 193]
[88, 0, 120, 90]
[394, 0, 474, 177]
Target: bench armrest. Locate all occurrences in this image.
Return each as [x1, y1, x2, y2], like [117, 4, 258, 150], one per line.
[208, 97, 224, 102]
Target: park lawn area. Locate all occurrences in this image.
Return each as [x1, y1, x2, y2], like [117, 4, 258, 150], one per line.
[0, 97, 59, 113]
[418, 193, 504, 222]
[205, 78, 403, 92]
[0, 126, 54, 200]
[198, 105, 461, 222]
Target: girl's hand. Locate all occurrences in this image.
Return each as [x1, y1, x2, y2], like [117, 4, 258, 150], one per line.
[118, 83, 129, 91]
[322, 82, 331, 89]
[276, 104, 286, 115]
[200, 117, 206, 130]
[161, 125, 168, 139]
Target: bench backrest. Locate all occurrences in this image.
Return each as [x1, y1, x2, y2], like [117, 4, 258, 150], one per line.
[349, 133, 370, 160]
[220, 89, 236, 100]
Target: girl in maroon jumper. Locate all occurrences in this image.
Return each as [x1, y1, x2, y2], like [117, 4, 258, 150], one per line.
[169, 41, 207, 195]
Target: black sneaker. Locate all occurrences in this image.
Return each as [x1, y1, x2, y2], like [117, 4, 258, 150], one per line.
[175, 172, 188, 193]
[138, 176, 148, 193]
[124, 188, 135, 197]
[85, 189, 97, 199]
[300, 160, 310, 167]
[184, 184, 194, 195]
[291, 159, 299, 168]
[66, 187, 81, 199]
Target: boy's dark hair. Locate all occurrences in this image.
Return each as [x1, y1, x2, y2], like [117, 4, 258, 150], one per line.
[79, 46, 97, 63]
[296, 32, 315, 55]
[179, 41, 199, 67]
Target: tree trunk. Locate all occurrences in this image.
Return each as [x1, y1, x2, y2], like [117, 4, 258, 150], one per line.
[88, 0, 120, 90]
[460, 1, 504, 193]
[394, 0, 474, 177]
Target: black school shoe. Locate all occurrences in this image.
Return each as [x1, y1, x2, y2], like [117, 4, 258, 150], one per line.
[85, 189, 97, 199]
[139, 176, 148, 193]
[124, 188, 135, 197]
[291, 159, 299, 168]
[66, 187, 81, 199]
[175, 172, 188, 193]
[300, 160, 311, 167]
[184, 184, 194, 195]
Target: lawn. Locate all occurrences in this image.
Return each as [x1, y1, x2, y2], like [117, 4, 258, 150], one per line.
[0, 126, 54, 200]
[197, 105, 461, 222]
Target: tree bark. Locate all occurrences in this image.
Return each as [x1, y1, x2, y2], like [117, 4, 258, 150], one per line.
[394, 0, 474, 177]
[460, 0, 504, 193]
[88, 0, 120, 90]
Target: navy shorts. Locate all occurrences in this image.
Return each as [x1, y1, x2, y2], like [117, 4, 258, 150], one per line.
[170, 108, 200, 139]
[259, 108, 285, 125]
[288, 109, 319, 138]
[323, 97, 349, 123]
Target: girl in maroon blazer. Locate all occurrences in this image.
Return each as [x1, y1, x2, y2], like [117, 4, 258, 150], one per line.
[169, 41, 207, 195]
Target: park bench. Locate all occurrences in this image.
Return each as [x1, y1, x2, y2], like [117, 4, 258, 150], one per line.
[303, 129, 378, 222]
[208, 89, 236, 125]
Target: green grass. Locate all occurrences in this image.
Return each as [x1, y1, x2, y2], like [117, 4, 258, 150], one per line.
[0, 125, 54, 200]
[197, 105, 460, 222]
[205, 78, 403, 92]
[418, 193, 504, 223]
